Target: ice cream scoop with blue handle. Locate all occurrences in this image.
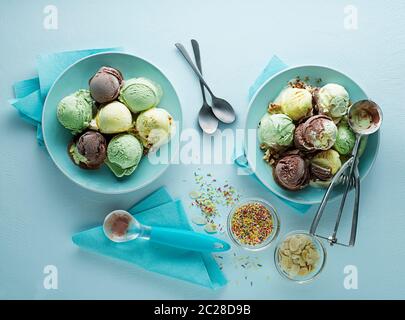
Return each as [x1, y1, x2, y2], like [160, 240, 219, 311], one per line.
[103, 210, 231, 252]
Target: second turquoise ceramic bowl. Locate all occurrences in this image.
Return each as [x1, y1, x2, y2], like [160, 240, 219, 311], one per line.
[244, 65, 380, 205]
[42, 52, 182, 194]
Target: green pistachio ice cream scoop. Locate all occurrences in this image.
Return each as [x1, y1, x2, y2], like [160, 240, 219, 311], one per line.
[57, 90, 93, 134]
[258, 113, 295, 150]
[119, 77, 163, 113]
[106, 134, 143, 178]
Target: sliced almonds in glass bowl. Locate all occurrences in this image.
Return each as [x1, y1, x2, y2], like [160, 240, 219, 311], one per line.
[274, 230, 326, 283]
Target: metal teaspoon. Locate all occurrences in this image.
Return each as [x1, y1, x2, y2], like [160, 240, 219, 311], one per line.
[175, 42, 236, 124]
[191, 39, 219, 134]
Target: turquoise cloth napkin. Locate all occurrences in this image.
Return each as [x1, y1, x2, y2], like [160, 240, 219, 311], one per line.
[234, 55, 311, 213]
[72, 187, 227, 290]
[9, 47, 122, 145]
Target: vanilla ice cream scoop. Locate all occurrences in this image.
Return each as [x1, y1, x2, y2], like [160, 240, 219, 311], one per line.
[316, 83, 350, 118]
[274, 87, 313, 121]
[96, 101, 133, 134]
[136, 107, 175, 151]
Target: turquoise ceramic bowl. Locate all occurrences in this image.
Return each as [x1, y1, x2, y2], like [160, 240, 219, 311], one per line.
[42, 52, 182, 194]
[244, 65, 380, 205]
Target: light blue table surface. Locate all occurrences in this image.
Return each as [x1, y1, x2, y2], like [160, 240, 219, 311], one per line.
[1, 0, 405, 299]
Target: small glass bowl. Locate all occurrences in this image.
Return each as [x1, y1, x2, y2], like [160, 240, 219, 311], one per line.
[227, 197, 280, 251]
[274, 230, 326, 284]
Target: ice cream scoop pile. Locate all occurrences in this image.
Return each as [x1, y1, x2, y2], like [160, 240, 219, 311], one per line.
[56, 66, 175, 178]
[258, 77, 366, 190]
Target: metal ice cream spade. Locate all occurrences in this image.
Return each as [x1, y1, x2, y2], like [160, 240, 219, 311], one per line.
[310, 100, 382, 247]
[175, 42, 236, 124]
[103, 210, 231, 252]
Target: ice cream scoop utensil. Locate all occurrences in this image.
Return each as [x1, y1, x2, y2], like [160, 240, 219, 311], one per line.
[175, 42, 236, 124]
[310, 100, 382, 247]
[103, 210, 231, 252]
[191, 39, 219, 134]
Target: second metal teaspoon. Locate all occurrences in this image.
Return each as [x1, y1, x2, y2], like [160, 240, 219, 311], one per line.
[191, 39, 218, 134]
[175, 42, 236, 124]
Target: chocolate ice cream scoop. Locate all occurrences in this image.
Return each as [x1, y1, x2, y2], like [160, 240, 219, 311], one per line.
[294, 115, 337, 151]
[310, 163, 333, 181]
[89, 66, 123, 104]
[294, 122, 307, 150]
[69, 131, 107, 169]
[273, 152, 309, 191]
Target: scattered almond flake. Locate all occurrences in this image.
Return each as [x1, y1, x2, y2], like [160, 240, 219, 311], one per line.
[204, 223, 218, 234]
[191, 215, 207, 226]
[189, 190, 201, 199]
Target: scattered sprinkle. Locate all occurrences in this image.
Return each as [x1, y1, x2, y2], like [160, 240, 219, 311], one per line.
[232, 255, 263, 271]
[190, 170, 241, 216]
[189, 169, 241, 234]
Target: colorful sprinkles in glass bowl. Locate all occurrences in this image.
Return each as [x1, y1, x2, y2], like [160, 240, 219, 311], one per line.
[228, 198, 280, 251]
